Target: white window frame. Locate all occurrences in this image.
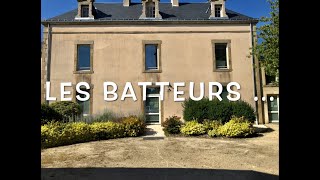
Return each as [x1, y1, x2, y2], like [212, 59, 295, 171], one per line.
[145, 88, 161, 124]
[268, 95, 279, 122]
[215, 43, 229, 69]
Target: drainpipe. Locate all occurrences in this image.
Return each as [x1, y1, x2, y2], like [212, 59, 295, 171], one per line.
[46, 23, 52, 104]
[250, 22, 258, 125]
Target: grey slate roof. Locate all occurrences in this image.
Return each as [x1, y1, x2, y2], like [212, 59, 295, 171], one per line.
[43, 3, 257, 23]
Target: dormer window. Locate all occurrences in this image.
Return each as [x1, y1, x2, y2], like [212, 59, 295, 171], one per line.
[209, 0, 228, 19]
[81, 5, 89, 17]
[75, 0, 95, 20]
[215, 5, 222, 17]
[139, 0, 162, 19]
[146, 2, 155, 18]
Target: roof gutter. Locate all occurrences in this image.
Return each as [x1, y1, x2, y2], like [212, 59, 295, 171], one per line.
[45, 23, 52, 104]
[41, 19, 259, 26]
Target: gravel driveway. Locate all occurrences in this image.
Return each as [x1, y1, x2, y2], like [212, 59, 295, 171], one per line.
[41, 124, 279, 180]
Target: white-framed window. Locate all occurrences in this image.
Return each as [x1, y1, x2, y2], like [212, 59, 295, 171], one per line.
[145, 44, 159, 70]
[145, 87, 161, 123]
[81, 5, 89, 18]
[215, 43, 228, 69]
[215, 5, 222, 17]
[146, 2, 155, 18]
[76, 88, 91, 116]
[267, 95, 279, 122]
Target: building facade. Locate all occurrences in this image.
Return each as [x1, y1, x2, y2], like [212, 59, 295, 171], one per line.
[41, 0, 276, 124]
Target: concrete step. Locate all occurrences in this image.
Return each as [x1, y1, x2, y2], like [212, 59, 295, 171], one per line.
[142, 125, 165, 138]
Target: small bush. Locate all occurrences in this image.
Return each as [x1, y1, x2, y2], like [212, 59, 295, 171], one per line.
[91, 122, 125, 140]
[121, 116, 146, 137]
[217, 116, 255, 138]
[203, 119, 222, 133]
[50, 101, 81, 121]
[62, 122, 92, 144]
[180, 120, 206, 136]
[41, 103, 62, 125]
[162, 116, 183, 135]
[231, 100, 256, 123]
[208, 129, 220, 137]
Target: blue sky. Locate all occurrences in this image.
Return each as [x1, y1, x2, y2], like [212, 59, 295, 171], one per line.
[41, 0, 271, 39]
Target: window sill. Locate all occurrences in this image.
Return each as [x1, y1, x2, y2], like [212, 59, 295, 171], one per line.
[73, 70, 94, 74]
[143, 70, 162, 73]
[213, 68, 232, 72]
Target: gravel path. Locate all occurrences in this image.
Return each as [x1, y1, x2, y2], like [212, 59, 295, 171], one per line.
[41, 124, 279, 179]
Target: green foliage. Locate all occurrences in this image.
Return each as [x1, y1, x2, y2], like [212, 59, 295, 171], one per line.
[203, 119, 222, 133]
[180, 120, 206, 136]
[252, 0, 279, 80]
[41, 116, 146, 149]
[208, 129, 220, 137]
[207, 99, 233, 124]
[121, 116, 146, 137]
[92, 109, 118, 122]
[182, 98, 210, 123]
[90, 122, 125, 140]
[41, 103, 62, 125]
[183, 98, 255, 124]
[217, 116, 255, 138]
[231, 100, 256, 123]
[50, 101, 81, 120]
[162, 115, 183, 135]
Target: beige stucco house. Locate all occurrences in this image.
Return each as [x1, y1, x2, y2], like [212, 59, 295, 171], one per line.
[41, 0, 278, 124]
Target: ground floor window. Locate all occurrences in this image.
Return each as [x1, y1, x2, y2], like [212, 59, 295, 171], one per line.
[77, 88, 90, 116]
[145, 87, 160, 123]
[267, 95, 279, 122]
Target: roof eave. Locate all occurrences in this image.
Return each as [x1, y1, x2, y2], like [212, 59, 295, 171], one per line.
[41, 19, 259, 26]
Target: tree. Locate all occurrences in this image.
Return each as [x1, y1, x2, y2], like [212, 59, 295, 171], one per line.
[253, 0, 279, 82]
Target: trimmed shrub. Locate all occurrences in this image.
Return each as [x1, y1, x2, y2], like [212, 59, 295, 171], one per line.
[180, 120, 206, 136]
[182, 98, 256, 124]
[91, 122, 125, 140]
[203, 119, 223, 133]
[121, 116, 146, 137]
[162, 116, 183, 135]
[231, 100, 256, 123]
[207, 100, 233, 124]
[217, 116, 255, 138]
[41, 103, 62, 125]
[50, 101, 81, 121]
[41, 116, 146, 149]
[208, 129, 220, 137]
[182, 98, 210, 123]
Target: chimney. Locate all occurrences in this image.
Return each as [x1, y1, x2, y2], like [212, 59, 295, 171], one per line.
[171, 0, 179, 7]
[123, 0, 131, 7]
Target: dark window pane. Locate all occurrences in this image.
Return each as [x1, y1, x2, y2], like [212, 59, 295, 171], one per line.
[146, 115, 159, 123]
[266, 74, 276, 84]
[215, 43, 227, 69]
[146, 2, 155, 18]
[76, 89, 90, 115]
[146, 87, 160, 95]
[145, 97, 159, 113]
[77, 45, 91, 71]
[215, 5, 221, 17]
[145, 44, 158, 70]
[221, 86, 229, 100]
[81, 5, 89, 17]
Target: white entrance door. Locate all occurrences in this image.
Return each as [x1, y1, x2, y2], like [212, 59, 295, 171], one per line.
[145, 87, 161, 124]
[267, 95, 279, 122]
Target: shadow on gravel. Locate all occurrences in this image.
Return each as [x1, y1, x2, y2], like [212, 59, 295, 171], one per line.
[42, 168, 278, 180]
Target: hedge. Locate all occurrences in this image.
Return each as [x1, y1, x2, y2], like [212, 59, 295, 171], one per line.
[41, 117, 146, 149]
[183, 98, 255, 124]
